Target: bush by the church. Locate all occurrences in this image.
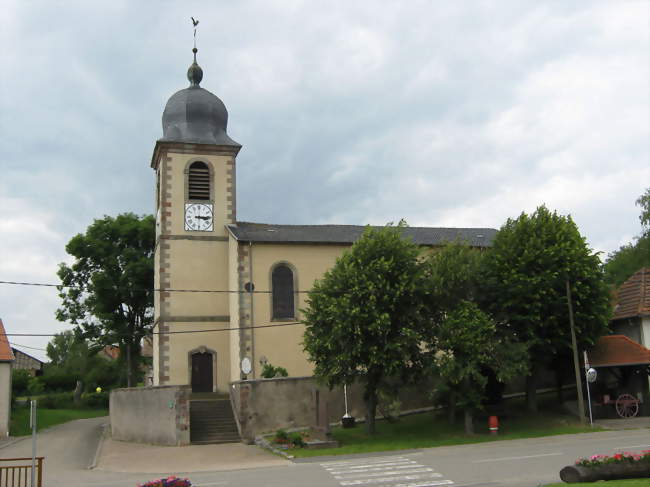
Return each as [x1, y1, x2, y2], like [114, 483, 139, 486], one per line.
[261, 363, 288, 378]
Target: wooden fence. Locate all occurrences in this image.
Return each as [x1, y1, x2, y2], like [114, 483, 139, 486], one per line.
[0, 457, 44, 487]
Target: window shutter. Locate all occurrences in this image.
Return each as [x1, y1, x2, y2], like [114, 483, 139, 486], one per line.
[188, 162, 210, 200]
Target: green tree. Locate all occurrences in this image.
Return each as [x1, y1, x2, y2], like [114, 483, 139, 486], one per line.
[604, 188, 650, 287]
[11, 369, 32, 396]
[481, 205, 611, 412]
[303, 223, 427, 434]
[637, 187, 650, 231]
[46, 330, 79, 366]
[429, 301, 527, 434]
[56, 213, 155, 387]
[424, 241, 527, 431]
[423, 240, 483, 423]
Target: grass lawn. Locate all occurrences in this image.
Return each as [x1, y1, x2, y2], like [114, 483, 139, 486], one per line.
[10, 408, 108, 437]
[543, 481, 650, 487]
[289, 409, 599, 458]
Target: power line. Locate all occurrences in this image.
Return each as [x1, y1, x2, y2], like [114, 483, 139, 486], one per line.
[9, 342, 48, 352]
[0, 280, 315, 294]
[0, 321, 304, 338]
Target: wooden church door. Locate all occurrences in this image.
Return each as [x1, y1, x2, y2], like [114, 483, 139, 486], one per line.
[191, 352, 213, 393]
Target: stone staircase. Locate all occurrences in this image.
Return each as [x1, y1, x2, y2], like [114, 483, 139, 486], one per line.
[189, 393, 241, 444]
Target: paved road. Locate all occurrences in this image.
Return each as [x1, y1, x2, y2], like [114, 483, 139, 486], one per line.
[1, 417, 649, 486]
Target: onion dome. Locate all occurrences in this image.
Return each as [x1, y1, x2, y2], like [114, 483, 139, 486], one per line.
[160, 47, 240, 147]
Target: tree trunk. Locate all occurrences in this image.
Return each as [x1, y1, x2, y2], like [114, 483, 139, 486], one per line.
[73, 380, 83, 405]
[448, 390, 456, 425]
[526, 367, 538, 413]
[365, 388, 378, 435]
[464, 408, 474, 435]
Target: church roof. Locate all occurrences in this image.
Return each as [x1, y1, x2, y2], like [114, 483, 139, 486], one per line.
[612, 267, 650, 320]
[159, 48, 240, 148]
[227, 222, 497, 247]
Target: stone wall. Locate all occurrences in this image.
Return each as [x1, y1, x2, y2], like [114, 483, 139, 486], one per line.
[230, 376, 433, 442]
[110, 385, 190, 446]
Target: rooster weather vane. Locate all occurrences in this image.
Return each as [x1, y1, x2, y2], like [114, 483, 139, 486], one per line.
[191, 17, 199, 50]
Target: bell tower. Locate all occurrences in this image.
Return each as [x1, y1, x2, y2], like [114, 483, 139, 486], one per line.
[151, 36, 241, 391]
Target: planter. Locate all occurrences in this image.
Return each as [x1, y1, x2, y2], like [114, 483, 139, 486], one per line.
[342, 416, 356, 428]
[560, 462, 650, 483]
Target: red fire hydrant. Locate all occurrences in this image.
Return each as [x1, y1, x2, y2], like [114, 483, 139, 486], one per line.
[488, 415, 499, 435]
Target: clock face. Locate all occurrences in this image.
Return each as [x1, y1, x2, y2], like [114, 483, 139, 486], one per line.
[185, 203, 213, 231]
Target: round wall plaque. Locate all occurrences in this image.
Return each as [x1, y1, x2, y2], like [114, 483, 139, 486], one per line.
[241, 357, 252, 375]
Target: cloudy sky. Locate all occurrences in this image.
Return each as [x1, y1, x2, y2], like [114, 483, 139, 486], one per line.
[1, 1, 648, 360]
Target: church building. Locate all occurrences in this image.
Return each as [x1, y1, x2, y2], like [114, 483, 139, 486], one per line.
[151, 47, 497, 393]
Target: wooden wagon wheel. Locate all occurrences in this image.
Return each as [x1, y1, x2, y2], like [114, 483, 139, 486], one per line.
[615, 393, 639, 418]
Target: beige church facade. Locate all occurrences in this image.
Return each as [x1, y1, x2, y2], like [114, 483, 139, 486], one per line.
[151, 50, 496, 393]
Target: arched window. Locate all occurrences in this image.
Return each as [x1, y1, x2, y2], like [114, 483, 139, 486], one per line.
[272, 264, 294, 319]
[187, 161, 210, 200]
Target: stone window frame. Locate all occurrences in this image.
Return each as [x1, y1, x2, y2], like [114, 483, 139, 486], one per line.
[184, 158, 215, 203]
[187, 345, 218, 392]
[269, 261, 298, 321]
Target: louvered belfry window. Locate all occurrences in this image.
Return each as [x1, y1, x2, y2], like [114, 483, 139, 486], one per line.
[272, 264, 294, 319]
[188, 161, 210, 200]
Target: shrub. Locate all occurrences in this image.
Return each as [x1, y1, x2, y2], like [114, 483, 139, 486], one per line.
[26, 377, 44, 396]
[12, 369, 32, 396]
[274, 429, 289, 443]
[81, 391, 109, 409]
[288, 432, 306, 448]
[261, 364, 289, 379]
[40, 367, 79, 392]
[38, 392, 74, 409]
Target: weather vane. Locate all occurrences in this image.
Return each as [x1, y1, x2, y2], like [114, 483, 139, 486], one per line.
[191, 17, 199, 50]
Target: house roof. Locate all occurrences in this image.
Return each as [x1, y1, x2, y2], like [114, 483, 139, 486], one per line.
[612, 267, 650, 320]
[11, 348, 44, 365]
[0, 319, 15, 362]
[588, 335, 650, 368]
[227, 222, 497, 247]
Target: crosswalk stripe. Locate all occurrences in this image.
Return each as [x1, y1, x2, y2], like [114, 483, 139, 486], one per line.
[335, 467, 434, 479]
[339, 472, 446, 485]
[322, 456, 411, 466]
[320, 455, 454, 487]
[327, 461, 417, 473]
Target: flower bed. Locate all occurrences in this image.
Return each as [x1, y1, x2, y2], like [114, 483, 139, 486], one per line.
[138, 476, 192, 487]
[560, 450, 650, 483]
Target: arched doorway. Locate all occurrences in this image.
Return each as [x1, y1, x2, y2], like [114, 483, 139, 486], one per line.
[190, 351, 214, 393]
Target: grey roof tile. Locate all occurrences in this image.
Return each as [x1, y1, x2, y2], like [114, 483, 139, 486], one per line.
[227, 222, 497, 247]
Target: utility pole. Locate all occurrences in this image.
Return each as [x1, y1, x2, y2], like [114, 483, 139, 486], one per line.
[566, 279, 586, 425]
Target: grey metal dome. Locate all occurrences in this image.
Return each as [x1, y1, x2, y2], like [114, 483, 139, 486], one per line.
[160, 50, 240, 147]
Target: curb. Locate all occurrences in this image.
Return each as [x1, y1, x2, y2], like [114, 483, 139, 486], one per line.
[88, 422, 109, 470]
[255, 436, 294, 460]
[0, 436, 27, 450]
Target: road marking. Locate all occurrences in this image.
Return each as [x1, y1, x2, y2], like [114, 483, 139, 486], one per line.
[472, 452, 563, 463]
[614, 444, 650, 449]
[320, 455, 454, 487]
[327, 461, 418, 473]
[335, 467, 435, 479]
